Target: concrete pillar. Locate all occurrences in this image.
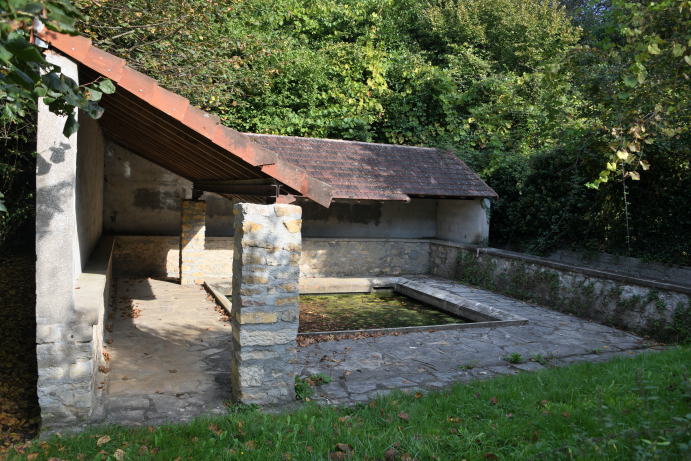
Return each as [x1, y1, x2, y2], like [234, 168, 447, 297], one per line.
[180, 200, 206, 285]
[35, 52, 92, 427]
[231, 203, 302, 405]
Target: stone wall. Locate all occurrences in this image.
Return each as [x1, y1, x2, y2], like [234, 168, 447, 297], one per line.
[230, 204, 301, 404]
[179, 200, 206, 285]
[542, 249, 691, 287]
[300, 238, 430, 277]
[112, 236, 431, 278]
[430, 240, 691, 339]
[102, 141, 236, 236]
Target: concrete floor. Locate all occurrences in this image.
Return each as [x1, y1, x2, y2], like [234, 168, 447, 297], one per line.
[104, 278, 231, 426]
[102, 276, 656, 427]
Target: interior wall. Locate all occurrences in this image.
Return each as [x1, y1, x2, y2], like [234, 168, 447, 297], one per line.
[436, 198, 489, 244]
[102, 141, 439, 238]
[102, 141, 235, 236]
[298, 198, 437, 238]
[75, 113, 105, 277]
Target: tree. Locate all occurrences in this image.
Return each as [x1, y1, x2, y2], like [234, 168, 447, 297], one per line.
[0, 0, 115, 212]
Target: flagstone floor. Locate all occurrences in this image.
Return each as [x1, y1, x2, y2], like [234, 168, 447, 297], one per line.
[102, 276, 656, 427]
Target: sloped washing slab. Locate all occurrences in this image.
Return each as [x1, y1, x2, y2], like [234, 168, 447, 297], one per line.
[394, 279, 528, 329]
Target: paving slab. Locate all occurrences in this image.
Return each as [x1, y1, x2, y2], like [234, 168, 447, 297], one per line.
[297, 275, 657, 405]
[103, 274, 657, 427]
[103, 278, 232, 426]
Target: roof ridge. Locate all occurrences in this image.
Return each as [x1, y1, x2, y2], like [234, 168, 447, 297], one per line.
[245, 133, 441, 152]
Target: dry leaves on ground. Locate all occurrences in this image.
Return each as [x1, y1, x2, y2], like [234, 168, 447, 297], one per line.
[0, 253, 41, 452]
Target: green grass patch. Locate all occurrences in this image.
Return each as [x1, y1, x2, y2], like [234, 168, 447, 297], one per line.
[297, 293, 465, 333]
[6, 347, 691, 460]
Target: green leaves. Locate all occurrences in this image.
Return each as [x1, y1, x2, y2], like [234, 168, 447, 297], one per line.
[62, 112, 79, 137]
[99, 79, 116, 94]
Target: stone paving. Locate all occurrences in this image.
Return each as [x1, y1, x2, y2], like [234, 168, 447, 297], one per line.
[103, 275, 656, 426]
[104, 278, 231, 426]
[297, 275, 657, 405]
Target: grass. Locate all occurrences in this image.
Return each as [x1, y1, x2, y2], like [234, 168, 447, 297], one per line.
[297, 292, 465, 333]
[4, 347, 691, 460]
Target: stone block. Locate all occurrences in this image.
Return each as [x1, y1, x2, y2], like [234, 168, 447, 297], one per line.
[275, 296, 298, 306]
[283, 219, 302, 233]
[281, 308, 299, 322]
[275, 205, 301, 217]
[236, 311, 279, 324]
[69, 359, 93, 380]
[233, 328, 297, 346]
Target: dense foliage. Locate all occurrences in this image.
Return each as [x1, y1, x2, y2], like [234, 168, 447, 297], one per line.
[0, 0, 114, 232]
[1, 0, 689, 265]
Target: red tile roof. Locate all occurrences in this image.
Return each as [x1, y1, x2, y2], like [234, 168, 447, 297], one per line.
[36, 29, 334, 207]
[36, 30, 495, 205]
[246, 134, 497, 201]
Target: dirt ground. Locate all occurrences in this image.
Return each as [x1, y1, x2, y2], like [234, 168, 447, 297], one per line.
[0, 250, 39, 454]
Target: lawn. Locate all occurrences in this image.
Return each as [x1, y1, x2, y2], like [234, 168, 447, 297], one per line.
[4, 347, 690, 460]
[298, 293, 464, 333]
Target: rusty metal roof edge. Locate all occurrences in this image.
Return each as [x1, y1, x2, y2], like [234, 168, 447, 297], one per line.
[37, 30, 334, 207]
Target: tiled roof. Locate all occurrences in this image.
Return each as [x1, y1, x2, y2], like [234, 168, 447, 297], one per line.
[35, 29, 334, 207]
[246, 134, 498, 201]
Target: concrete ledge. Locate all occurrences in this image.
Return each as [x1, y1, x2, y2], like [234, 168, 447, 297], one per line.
[204, 281, 232, 316]
[431, 240, 691, 295]
[75, 236, 114, 325]
[299, 276, 401, 294]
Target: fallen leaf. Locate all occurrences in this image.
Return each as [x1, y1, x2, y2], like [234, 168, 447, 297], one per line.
[114, 449, 125, 460]
[397, 412, 410, 421]
[244, 440, 256, 450]
[484, 453, 498, 460]
[98, 366, 109, 374]
[156, 390, 163, 394]
[336, 443, 354, 455]
[169, 370, 177, 373]
[209, 423, 222, 436]
[414, 392, 422, 399]
[122, 376, 129, 381]
[329, 452, 345, 461]
[148, 426, 155, 433]
[27, 454, 38, 460]
[384, 448, 399, 461]
[96, 435, 111, 447]
[474, 393, 480, 399]
[505, 413, 513, 418]
[562, 412, 571, 419]
[138, 446, 149, 456]
[540, 400, 548, 407]
[489, 397, 498, 405]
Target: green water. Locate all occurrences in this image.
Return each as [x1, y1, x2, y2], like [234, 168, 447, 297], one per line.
[298, 292, 466, 333]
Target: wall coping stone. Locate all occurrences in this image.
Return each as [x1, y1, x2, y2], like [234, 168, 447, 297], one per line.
[430, 239, 691, 296]
[74, 236, 114, 325]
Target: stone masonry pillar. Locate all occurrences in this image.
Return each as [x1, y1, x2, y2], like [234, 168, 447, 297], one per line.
[231, 203, 302, 405]
[180, 200, 206, 285]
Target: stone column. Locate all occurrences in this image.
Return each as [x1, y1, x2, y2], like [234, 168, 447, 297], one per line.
[231, 203, 302, 405]
[180, 200, 206, 285]
[35, 52, 93, 428]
